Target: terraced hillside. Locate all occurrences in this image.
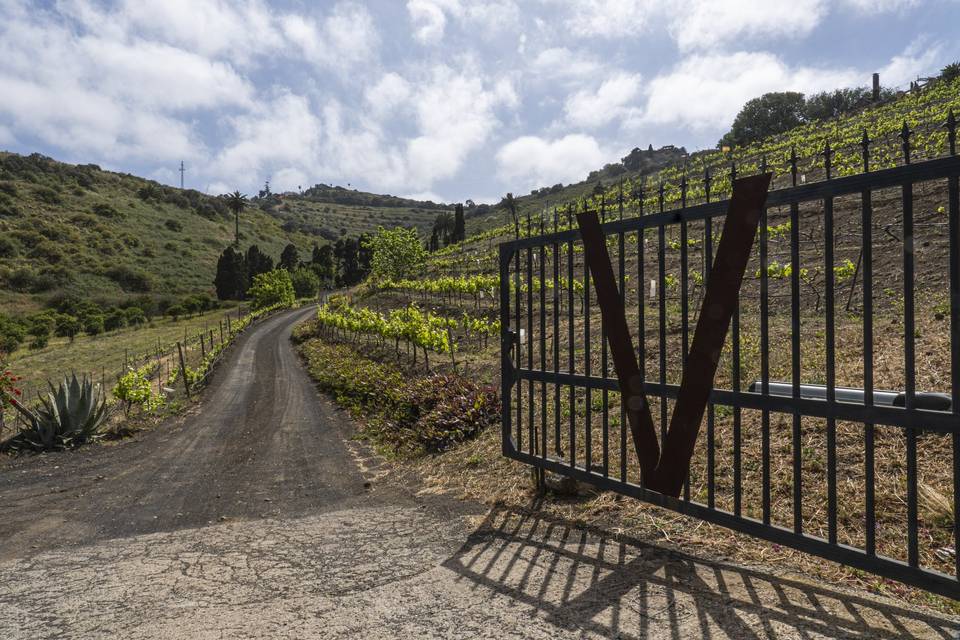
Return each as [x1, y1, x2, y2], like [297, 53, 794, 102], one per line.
[296, 75, 960, 611]
[262, 184, 451, 241]
[0, 153, 452, 316]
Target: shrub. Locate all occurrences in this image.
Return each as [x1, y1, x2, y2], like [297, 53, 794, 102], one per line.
[92, 203, 123, 219]
[0, 237, 16, 258]
[0, 181, 17, 197]
[291, 267, 320, 299]
[83, 314, 105, 336]
[104, 308, 126, 331]
[164, 219, 183, 232]
[247, 269, 295, 310]
[105, 265, 152, 292]
[941, 61, 960, 83]
[124, 307, 146, 327]
[167, 304, 186, 321]
[54, 314, 81, 341]
[8, 373, 110, 450]
[34, 185, 62, 205]
[113, 368, 155, 416]
[297, 339, 498, 455]
[0, 315, 26, 353]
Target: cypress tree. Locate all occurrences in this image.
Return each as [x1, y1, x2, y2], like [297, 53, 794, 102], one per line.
[453, 203, 465, 243]
[214, 245, 247, 300]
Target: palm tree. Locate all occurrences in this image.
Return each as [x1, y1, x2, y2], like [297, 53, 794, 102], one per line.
[224, 191, 248, 245]
[504, 193, 518, 238]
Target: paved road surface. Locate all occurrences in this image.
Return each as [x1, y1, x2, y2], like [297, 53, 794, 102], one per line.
[1, 307, 957, 639]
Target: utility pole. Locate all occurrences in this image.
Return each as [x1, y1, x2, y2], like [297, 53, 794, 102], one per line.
[179, 161, 185, 189]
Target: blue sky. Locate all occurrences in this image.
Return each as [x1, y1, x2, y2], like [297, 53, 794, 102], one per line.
[1, 0, 957, 204]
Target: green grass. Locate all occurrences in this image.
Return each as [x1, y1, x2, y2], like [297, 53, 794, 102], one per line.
[6, 305, 240, 405]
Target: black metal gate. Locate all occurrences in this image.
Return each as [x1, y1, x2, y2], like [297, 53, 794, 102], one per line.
[499, 127, 960, 598]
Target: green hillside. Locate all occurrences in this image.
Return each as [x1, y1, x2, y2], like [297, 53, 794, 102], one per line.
[0, 153, 451, 316]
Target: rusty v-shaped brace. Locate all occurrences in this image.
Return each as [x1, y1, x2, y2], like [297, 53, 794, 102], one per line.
[576, 174, 771, 498]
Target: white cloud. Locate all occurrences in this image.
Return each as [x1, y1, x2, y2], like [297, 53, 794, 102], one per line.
[407, 0, 452, 43]
[406, 0, 522, 44]
[365, 73, 412, 117]
[668, 0, 827, 51]
[497, 134, 608, 190]
[878, 42, 943, 88]
[842, 0, 919, 11]
[530, 47, 604, 83]
[640, 51, 859, 131]
[564, 72, 643, 129]
[548, 0, 658, 38]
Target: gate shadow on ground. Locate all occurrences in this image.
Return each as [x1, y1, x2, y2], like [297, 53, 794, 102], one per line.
[442, 503, 958, 639]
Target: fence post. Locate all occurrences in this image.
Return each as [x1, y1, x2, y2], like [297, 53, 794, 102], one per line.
[219, 321, 224, 345]
[447, 326, 457, 371]
[177, 341, 191, 398]
[226, 315, 232, 335]
[200, 333, 206, 360]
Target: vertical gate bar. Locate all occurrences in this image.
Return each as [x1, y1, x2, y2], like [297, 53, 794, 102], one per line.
[499, 243, 513, 454]
[945, 110, 959, 580]
[637, 186, 646, 486]
[789, 148, 803, 535]
[514, 212, 522, 453]
[527, 221, 535, 458]
[601, 197, 610, 477]
[900, 123, 919, 568]
[730, 163, 742, 516]
[568, 206, 576, 469]
[584, 202, 593, 473]
[704, 169, 716, 509]
[658, 183, 668, 441]
[861, 131, 877, 556]
[824, 142, 838, 545]
[619, 188, 628, 483]
[759, 157, 771, 525]
[554, 209, 562, 457]
[540, 214, 547, 460]
[680, 175, 691, 502]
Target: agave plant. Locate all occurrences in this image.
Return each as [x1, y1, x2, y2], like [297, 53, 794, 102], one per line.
[10, 373, 110, 451]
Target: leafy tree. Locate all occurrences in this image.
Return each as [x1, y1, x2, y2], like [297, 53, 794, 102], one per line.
[245, 244, 273, 283]
[943, 61, 960, 83]
[432, 212, 455, 246]
[453, 203, 465, 243]
[720, 91, 807, 148]
[279, 243, 300, 271]
[247, 269, 295, 309]
[125, 307, 147, 327]
[804, 87, 872, 121]
[54, 314, 81, 342]
[334, 238, 362, 287]
[357, 233, 373, 278]
[365, 226, 427, 281]
[0, 315, 26, 353]
[104, 308, 126, 332]
[224, 190, 248, 245]
[311, 244, 334, 285]
[291, 267, 320, 299]
[83, 314, 105, 336]
[28, 312, 56, 344]
[214, 245, 247, 300]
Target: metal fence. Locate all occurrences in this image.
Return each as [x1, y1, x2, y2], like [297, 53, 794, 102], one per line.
[498, 121, 960, 598]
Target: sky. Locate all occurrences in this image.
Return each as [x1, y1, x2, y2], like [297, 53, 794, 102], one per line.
[0, 1, 957, 204]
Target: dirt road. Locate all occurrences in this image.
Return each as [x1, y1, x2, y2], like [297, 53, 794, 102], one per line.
[0, 307, 957, 638]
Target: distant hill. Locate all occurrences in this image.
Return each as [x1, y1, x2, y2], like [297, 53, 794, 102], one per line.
[0, 153, 451, 315]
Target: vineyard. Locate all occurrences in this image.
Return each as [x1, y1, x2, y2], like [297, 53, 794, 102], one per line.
[293, 75, 960, 609]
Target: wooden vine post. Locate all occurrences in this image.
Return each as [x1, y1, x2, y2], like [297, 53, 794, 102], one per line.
[176, 341, 190, 398]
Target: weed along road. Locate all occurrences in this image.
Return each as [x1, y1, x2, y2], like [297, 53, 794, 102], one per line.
[0, 308, 956, 639]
